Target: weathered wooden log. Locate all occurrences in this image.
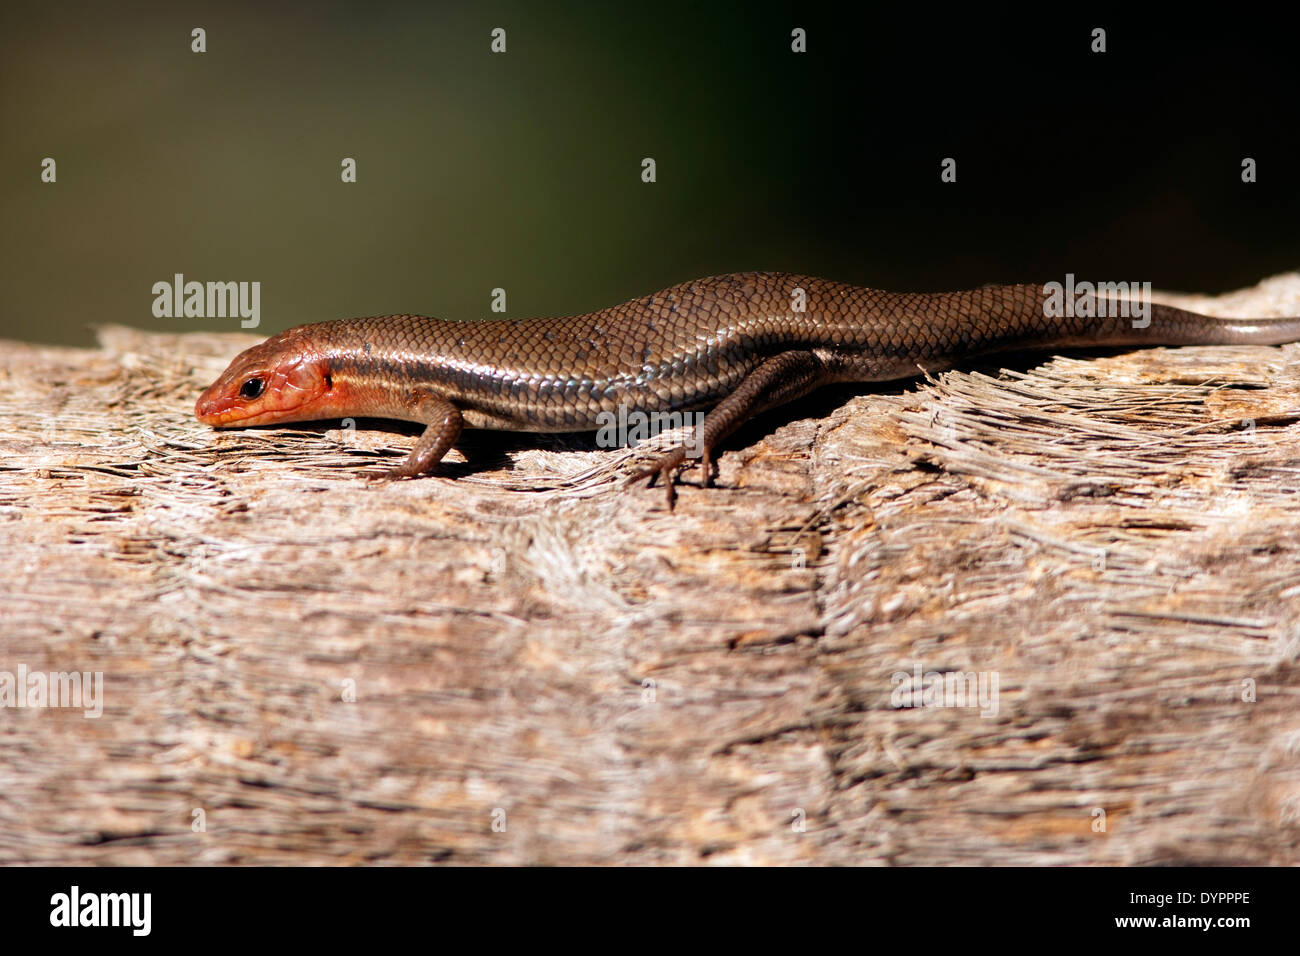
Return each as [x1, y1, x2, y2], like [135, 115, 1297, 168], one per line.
[2, 275, 1298, 864]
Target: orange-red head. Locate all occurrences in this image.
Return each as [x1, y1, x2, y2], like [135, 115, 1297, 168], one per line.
[195, 328, 336, 427]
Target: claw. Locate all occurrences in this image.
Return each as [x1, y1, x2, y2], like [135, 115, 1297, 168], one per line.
[628, 446, 689, 509]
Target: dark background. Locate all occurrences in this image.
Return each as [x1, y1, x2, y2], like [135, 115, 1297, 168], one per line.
[2, 0, 1297, 346]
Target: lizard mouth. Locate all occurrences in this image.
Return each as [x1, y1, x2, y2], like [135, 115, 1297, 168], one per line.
[194, 387, 239, 425]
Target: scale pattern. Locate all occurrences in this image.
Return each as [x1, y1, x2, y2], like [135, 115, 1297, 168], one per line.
[275, 272, 1300, 431]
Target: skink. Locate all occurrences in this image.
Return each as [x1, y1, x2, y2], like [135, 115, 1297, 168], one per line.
[195, 272, 1300, 506]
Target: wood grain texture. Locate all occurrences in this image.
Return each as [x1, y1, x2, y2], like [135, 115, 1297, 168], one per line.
[2, 273, 1299, 865]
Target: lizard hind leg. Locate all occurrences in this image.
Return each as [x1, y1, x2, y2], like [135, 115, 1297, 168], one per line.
[629, 350, 827, 508]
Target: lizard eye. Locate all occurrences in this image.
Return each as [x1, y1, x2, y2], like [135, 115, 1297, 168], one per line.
[240, 378, 265, 400]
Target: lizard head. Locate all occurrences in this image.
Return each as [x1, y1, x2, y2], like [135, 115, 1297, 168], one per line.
[195, 327, 336, 427]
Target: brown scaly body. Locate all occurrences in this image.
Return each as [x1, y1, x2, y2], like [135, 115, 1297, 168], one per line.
[196, 272, 1300, 505]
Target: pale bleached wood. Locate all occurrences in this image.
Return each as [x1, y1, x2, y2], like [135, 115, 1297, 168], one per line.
[2, 275, 1299, 864]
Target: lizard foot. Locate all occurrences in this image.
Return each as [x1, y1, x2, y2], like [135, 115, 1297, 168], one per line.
[628, 446, 715, 510]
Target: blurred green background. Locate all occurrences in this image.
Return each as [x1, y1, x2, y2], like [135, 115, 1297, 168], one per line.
[3, 1, 1297, 345]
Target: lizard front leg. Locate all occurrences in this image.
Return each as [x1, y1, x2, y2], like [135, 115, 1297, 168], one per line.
[375, 393, 464, 479]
